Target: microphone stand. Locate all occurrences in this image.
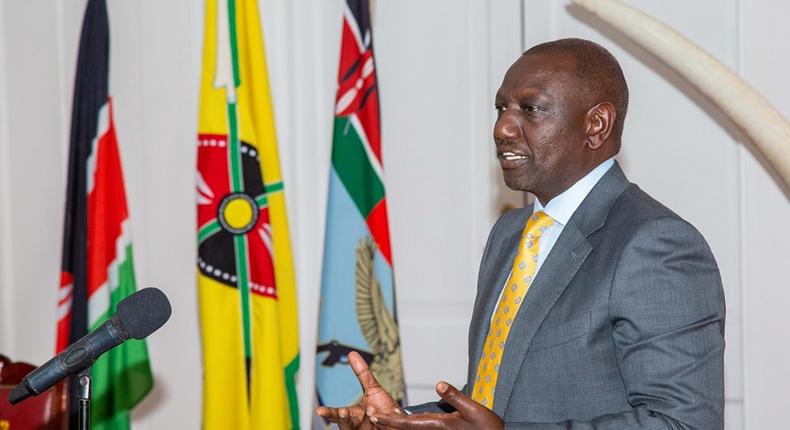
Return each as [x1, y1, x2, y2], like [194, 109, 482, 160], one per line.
[76, 366, 92, 430]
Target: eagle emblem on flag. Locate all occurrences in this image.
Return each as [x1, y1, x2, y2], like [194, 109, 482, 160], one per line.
[355, 238, 405, 402]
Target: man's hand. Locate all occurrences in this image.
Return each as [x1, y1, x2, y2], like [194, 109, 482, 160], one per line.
[370, 381, 503, 430]
[315, 351, 403, 430]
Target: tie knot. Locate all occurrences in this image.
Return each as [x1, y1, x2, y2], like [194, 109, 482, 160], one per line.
[523, 211, 554, 238]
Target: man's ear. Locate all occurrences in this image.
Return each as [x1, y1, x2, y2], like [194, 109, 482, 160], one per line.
[586, 102, 615, 150]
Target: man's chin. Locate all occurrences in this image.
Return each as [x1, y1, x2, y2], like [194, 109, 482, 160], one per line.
[501, 172, 532, 192]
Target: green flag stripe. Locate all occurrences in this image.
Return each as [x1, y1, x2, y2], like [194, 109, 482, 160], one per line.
[227, 102, 243, 193]
[252, 182, 282, 208]
[331, 116, 385, 217]
[234, 234, 253, 360]
[255, 194, 269, 207]
[225, 0, 252, 366]
[227, 0, 241, 87]
[265, 180, 284, 193]
[89, 244, 152, 428]
[285, 354, 300, 429]
[198, 220, 222, 244]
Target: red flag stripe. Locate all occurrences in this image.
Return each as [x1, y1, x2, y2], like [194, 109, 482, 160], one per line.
[365, 197, 393, 265]
[342, 4, 366, 53]
[56, 272, 74, 353]
[335, 13, 382, 163]
[84, 98, 136, 328]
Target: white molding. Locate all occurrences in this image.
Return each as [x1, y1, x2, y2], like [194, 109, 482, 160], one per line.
[284, 0, 341, 428]
[54, 0, 69, 162]
[0, 0, 15, 356]
[466, 0, 491, 271]
[738, 1, 790, 426]
[733, 0, 747, 428]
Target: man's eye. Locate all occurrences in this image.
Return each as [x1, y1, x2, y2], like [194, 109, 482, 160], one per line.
[495, 105, 506, 113]
[522, 105, 539, 112]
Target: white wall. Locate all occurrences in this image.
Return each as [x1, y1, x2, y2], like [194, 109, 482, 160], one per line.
[0, 0, 70, 369]
[1, 1, 788, 429]
[739, 3, 790, 428]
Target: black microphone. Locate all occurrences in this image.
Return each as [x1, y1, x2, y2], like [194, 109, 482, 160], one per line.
[7, 287, 171, 405]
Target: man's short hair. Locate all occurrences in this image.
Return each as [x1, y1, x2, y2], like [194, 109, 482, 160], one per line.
[525, 38, 629, 144]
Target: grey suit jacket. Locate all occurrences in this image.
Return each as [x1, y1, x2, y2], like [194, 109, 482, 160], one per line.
[410, 163, 725, 429]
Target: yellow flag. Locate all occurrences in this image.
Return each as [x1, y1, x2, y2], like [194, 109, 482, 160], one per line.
[196, 0, 299, 428]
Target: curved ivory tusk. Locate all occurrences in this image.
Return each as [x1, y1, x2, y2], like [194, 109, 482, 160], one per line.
[572, 0, 790, 191]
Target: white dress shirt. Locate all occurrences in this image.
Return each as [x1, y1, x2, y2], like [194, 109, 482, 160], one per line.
[493, 158, 615, 314]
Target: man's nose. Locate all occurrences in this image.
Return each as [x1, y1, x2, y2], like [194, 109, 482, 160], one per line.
[493, 111, 522, 143]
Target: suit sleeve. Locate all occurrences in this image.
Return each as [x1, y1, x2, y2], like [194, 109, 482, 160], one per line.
[506, 216, 726, 430]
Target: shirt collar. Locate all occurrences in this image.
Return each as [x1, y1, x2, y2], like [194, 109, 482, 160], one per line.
[533, 158, 615, 226]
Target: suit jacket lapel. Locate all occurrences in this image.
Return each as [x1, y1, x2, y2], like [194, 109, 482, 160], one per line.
[491, 162, 631, 416]
[492, 221, 591, 416]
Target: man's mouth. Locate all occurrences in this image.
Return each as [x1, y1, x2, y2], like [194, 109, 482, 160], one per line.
[499, 151, 528, 161]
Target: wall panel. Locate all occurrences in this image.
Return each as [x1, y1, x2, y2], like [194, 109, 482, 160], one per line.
[0, 0, 12, 355]
[361, 0, 524, 412]
[740, 2, 790, 427]
[0, 0, 68, 365]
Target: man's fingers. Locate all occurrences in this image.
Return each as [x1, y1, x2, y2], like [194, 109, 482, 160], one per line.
[316, 405, 366, 427]
[316, 406, 337, 420]
[434, 381, 479, 418]
[370, 413, 415, 430]
[316, 406, 342, 423]
[349, 351, 383, 391]
[336, 407, 353, 430]
[370, 412, 448, 430]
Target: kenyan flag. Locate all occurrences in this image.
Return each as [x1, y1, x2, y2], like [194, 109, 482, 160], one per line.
[56, 1, 152, 429]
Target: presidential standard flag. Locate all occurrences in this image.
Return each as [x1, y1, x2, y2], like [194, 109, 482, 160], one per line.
[315, 1, 405, 424]
[196, 0, 299, 428]
[55, 1, 153, 429]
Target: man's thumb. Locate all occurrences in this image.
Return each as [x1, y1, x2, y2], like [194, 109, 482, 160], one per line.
[349, 351, 382, 391]
[435, 381, 477, 416]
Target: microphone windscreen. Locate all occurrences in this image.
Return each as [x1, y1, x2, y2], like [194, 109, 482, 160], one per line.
[8, 381, 29, 405]
[116, 287, 172, 339]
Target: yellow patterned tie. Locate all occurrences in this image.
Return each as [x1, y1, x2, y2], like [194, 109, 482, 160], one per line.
[471, 211, 555, 409]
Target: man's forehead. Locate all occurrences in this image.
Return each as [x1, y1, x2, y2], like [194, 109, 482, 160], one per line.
[521, 50, 577, 69]
[498, 53, 578, 95]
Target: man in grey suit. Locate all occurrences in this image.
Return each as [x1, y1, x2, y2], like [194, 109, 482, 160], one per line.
[317, 38, 725, 430]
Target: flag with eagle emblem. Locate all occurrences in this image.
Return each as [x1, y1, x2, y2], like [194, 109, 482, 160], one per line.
[196, 0, 299, 428]
[315, 1, 405, 425]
